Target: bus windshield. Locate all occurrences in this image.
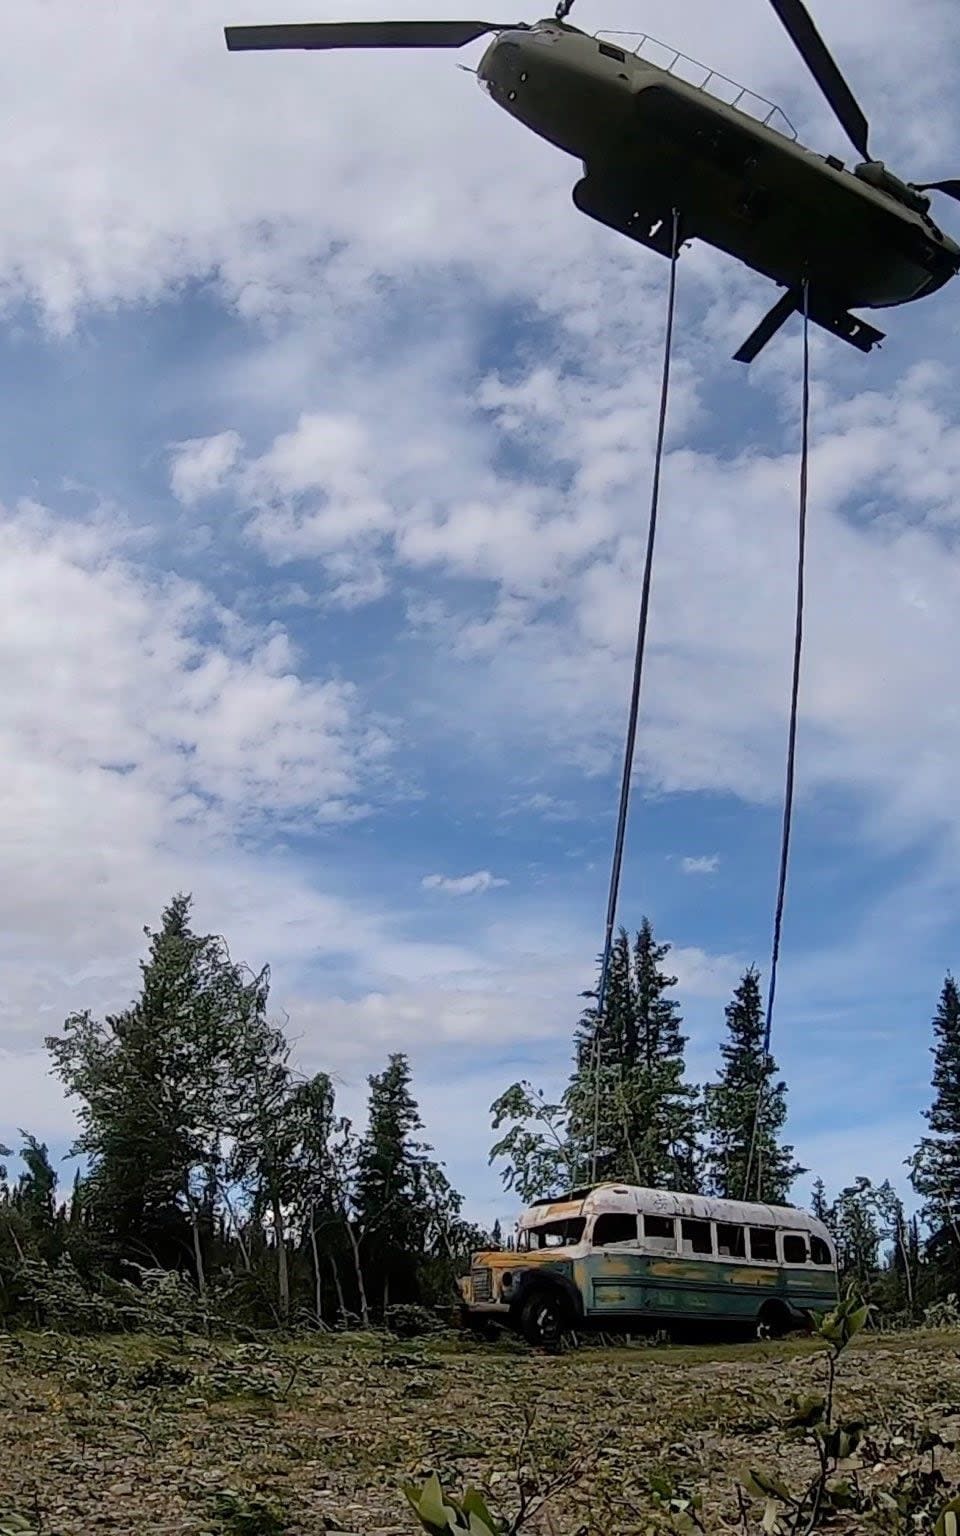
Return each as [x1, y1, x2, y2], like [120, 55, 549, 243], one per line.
[519, 1217, 586, 1251]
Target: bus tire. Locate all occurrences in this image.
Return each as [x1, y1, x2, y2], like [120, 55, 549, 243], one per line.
[756, 1300, 792, 1340]
[519, 1288, 566, 1347]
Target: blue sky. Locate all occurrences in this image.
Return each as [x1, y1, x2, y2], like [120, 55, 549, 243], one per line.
[2, 0, 960, 1235]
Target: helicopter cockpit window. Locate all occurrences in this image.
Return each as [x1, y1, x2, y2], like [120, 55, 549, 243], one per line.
[598, 41, 626, 62]
[518, 1217, 586, 1251]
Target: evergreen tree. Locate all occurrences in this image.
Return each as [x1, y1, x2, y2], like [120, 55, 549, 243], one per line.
[702, 966, 802, 1204]
[810, 1177, 829, 1222]
[910, 975, 960, 1251]
[491, 1218, 503, 1250]
[46, 894, 262, 1282]
[15, 1133, 57, 1230]
[289, 1071, 339, 1326]
[566, 919, 699, 1190]
[356, 1053, 457, 1313]
[833, 1176, 882, 1290]
[225, 1004, 301, 1319]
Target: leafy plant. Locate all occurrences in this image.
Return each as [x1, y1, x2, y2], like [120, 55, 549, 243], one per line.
[206, 1488, 289, 1536]
[404, 1474, 502, 1535]
[734, 1293, 960, 1533]
[736, 1292, 872, 1532]
[404, 1408, 595, 1535]
[385, 1303, 447, 1338]
[924, 1293, 960, 1330]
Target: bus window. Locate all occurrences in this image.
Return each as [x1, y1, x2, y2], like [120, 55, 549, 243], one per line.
[810, 1235, 832, 1266]
[519, 1218, 586, 1251]
[681, 1218, 713, 1255]
[783, 1233, 808, 1264]
[642, 1213, 677, 1251]
[716, 1223, 746, 1258]
[748, 1227, 777, 1262]
[593, 1213, 638, 1247]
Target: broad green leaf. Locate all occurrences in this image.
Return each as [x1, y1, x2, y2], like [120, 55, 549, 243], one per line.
[936, 1499, 960, 1536]
[460, 1490, 500, 1535]
[784, 1394, 826, 1428]
[825, 1478, 858, 1510]
[404, 1474, 455, 1535]
[742, 1468, 793, 1503]
[466, 1514, 496, 1536]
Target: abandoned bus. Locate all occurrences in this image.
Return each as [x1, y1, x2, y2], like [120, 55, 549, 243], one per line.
[459, 1183, 838, 1345]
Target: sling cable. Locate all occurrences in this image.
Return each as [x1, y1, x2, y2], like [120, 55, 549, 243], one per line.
[587, 265, 812, 1197]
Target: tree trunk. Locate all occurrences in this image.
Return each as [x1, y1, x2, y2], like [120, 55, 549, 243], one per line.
[186, 1191, 207, 1297]
[329, 1252, 348, 1326]
[220, 1184, 253, 1273]
[270, 1189, 291, 1322]
[895, 1214, 915, 1314]
[308, 1208, 324, 1326]
[344, 1217, 370, 1328]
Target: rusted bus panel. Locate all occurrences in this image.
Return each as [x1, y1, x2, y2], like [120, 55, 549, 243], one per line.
[726, 1266, 779, 1288]
[538, 1200, 586, 1224]
[648, 1259, 715, 1282]
[580, 1251, 838, 1321]
[471, 1249, 558, 1271]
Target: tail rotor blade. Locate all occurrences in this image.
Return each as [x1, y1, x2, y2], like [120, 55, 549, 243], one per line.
[225, 20, 503, 50]
[767, 0, 870, 160]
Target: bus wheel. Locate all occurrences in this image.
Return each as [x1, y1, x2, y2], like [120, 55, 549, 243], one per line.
[756, 1301, 791, 1340]
[519, 1289, 565, 1348]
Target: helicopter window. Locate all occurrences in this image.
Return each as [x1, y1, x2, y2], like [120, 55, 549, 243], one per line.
[598, 41, 626, 62]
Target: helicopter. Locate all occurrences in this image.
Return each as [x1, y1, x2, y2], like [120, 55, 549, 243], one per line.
[225, 0, 960, 362]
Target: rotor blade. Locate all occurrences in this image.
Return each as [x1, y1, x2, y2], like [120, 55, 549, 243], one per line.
[767, 0, 869, 160]
[733, 289, 799, 364]
[225, 20, 501, 50]
[915, 179, 960, 204]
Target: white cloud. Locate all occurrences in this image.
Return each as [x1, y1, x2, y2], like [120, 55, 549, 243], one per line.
[169, 431, 242, 507]
[682, 855, 720, 875]
[500, 792, 578, 822]
[0, 498, 398, 1057]
[421, 871, 508, 896]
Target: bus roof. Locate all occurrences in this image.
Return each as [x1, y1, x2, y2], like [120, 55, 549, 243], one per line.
[520, 1183, 830, 1238]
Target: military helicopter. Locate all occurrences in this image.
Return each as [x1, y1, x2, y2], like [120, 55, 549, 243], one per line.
[225, 0, 960, 361]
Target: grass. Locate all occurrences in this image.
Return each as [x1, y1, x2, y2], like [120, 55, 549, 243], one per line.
[1, 1327, 960, 1532]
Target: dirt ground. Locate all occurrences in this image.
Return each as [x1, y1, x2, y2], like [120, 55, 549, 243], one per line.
[2, 1328, 960, 1534]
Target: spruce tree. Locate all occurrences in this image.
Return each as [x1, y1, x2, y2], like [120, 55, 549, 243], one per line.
[910, 975, 960, 1248]
[356, 1053, 455, 1313]
[566, 919, 699, 1190]
[810, 1177, 829, 1222]
[15, 1133, 57, 1230]
[702, 966, 802, 1204]
[833, 1176, 882, 1289]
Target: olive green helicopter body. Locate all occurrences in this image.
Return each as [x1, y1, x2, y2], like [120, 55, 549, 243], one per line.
[226, 0, 960, 360]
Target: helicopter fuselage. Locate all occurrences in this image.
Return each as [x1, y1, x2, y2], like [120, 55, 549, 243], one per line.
[477, 21, 960, 331]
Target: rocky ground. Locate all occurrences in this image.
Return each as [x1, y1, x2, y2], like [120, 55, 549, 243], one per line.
[2, 1328, 960, 1534]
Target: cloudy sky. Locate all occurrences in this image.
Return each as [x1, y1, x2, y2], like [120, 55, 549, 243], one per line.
[1, 0, 959, 1232]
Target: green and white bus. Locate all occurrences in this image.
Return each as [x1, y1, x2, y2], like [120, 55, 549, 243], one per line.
[459, 1182, 838, 1345]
